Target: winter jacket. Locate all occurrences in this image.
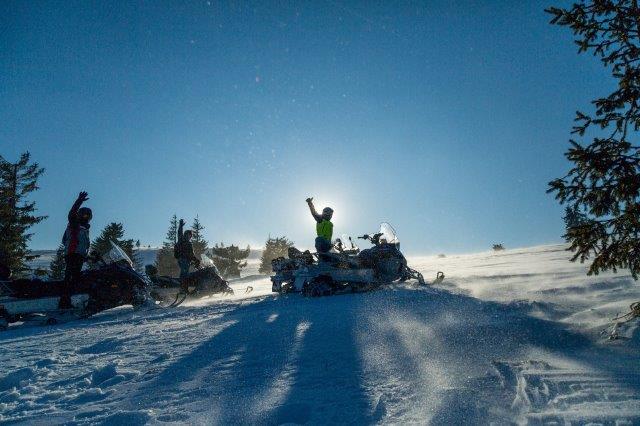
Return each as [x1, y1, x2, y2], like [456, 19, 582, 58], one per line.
[316, 219, 333, 242]
[63, 202, 90, 257]
[176, 221, 198, 263]
[175, 240, 197, 262]
[308, 202, 333, 243]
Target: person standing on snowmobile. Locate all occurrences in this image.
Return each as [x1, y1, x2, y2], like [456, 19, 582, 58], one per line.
[59, 191, 92, 309]
[306, 197, 334, 253]
[175, 219, 200, 279]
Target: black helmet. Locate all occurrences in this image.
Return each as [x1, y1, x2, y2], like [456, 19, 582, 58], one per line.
[322, 207, 334, 220]
[78, 207, 92, 223]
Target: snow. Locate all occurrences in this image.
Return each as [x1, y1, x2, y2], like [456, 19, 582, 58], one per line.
[1, 244, 639, 424]
[28, 250, 56, 273]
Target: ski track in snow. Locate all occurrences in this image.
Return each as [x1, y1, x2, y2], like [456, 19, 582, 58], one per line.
[1, 244, 639, 424]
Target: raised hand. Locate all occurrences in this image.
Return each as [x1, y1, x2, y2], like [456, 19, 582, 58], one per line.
[78, 191, 89, 202]
[179, 219, 185, 227]
[306, 197, 313, 203]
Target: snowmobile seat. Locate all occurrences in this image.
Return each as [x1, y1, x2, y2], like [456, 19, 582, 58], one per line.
[149, 275, 181, 288]
[181, 266, 228, 294]
[288, 247, 314, 265]
[316, 252, 334, 263]
[317, 252, 349, 265]
[2, 278, 66, 299]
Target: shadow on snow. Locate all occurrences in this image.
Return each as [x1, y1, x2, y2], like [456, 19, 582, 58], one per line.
[111, 287, 640, 423]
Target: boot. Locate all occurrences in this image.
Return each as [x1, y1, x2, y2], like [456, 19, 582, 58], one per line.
[58, 294, 72, 309]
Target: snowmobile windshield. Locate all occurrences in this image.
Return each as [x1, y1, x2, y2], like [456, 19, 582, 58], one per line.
[103, 241, 134, 269]
[379, 223, 399, 245]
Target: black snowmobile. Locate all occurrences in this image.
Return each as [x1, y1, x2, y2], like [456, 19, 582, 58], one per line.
[271, 222, 444, 297]
[0, 242, 151, 330]
[146, 254, 234, 307]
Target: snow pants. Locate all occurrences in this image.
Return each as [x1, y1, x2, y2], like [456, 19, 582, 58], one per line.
[178, 258, 191, 279]
[59, 253, 85, 308]
[315, 237, 332, 253]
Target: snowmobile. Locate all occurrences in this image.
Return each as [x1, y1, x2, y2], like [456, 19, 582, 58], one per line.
[271, 222, 444, 297]
[146, 254, 234, 307]
[0, 242, 151, 330]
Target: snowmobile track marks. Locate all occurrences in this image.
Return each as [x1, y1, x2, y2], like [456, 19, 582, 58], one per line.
[492, 360, 640, 424]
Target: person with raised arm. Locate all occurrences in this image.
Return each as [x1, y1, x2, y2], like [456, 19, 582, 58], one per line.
[59, 191, 92, 309]
[175, 218, 200, 280]
[306, 197, 334, 253]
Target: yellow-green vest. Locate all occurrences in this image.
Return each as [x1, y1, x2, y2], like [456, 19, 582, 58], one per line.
[316, 220, 333, 241]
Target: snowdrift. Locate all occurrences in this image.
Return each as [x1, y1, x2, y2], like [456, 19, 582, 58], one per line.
[0, 244, 638, 424]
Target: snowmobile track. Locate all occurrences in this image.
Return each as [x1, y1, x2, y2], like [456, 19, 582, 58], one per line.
[493, 360, 640, 424]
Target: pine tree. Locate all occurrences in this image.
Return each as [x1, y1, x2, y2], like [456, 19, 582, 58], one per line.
[191, 216, 208, 259]
[564, 206, 583, 229]
[211, 243, 250, 278]
[547, 2, 640, 278]
[92, 222, 142, 270]
[155, 214, 179, 276]
[49, 244, 66, 280]
[259, 236, 295, 274]
[0, 152, 47, 276]
[167, 215, 178, 245]
[133, 239, 142, 271]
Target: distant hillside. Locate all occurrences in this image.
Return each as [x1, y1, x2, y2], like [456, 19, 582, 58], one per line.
[28, 250, 57, 272]
[136, 248, 160, 267]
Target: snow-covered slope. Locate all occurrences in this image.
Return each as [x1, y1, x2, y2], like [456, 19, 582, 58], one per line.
[1, 244, 639, 424]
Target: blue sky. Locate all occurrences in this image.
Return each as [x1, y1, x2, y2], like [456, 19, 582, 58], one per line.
[1, 1, 612, 254]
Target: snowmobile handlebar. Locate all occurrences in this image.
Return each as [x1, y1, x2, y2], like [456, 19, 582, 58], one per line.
[358, 232, 384, 245]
